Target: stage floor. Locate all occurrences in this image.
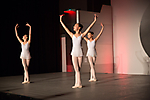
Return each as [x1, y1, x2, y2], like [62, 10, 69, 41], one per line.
[0, 72, 150, 100]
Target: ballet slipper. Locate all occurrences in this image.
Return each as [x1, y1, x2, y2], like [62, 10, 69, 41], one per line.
[72, 85, 82, 88]
[89, 79, 97, 82]
[93, 79, 97, 82]
[72, 85, 78, 88]
[27, 81, 30, 84]
[22, 81, 28, 84]
[78, 85, 82, 88]
[89, 79, 93, 82]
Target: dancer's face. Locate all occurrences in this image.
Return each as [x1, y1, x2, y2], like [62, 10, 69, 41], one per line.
[73, 24, 80, 31]
[88, 33, 93, 38]
[22, 35, 28, 41]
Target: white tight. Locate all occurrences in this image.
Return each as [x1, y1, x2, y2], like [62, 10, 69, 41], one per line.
[22, 59, 30, 82]
[88, 56, 96, 80]
[72, 56, 82, 86]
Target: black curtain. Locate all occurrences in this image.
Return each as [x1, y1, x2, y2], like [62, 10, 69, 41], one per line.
[0, 0, 61, 76]
[87, 0, 111, 12]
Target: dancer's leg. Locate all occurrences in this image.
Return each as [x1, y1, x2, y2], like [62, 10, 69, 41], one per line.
[72, 56, 81, 87]
[78, 56, 82, 68]
[88, 56, 96, 80]
[26, 59, 30, 67]
[21, 59, 30, 84]
[22, 59, 27, 82]
[88, 56, 93, 80]
[93, 57, 96, 65]
[26, 59, 30, 82]
[92, 57, 96, 80]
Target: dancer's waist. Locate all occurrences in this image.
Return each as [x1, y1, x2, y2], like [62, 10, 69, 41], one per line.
[22, 50, 30, 52]
[88, 48, 95, 50]
[72, 45, 82, 48]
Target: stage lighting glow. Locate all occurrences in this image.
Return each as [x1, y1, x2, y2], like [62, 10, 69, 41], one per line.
[67, 65, 73, 72]
[64, 9, 76, 14]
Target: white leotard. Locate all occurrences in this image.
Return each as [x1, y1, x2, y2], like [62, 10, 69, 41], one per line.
[71, 34, 83, 57]
[20, 42, 31, 59]
[86, 39, 96, 57]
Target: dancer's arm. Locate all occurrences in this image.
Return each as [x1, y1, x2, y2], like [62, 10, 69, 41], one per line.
[15, 24, 22, 43]
[60, 15, 73, 38]
[95, 23, 104, 41]
[26, 23, 31, 44]
[83, 37, 88, 42]
[82, 14, 97, 37]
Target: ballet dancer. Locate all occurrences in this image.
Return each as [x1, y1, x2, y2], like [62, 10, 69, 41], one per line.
[84, 23, 104, 82]
[15, 23, 31, 84]
[60, 14, 97, 88]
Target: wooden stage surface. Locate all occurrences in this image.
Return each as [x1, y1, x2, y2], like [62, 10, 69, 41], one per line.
[0, 72, 150, 100]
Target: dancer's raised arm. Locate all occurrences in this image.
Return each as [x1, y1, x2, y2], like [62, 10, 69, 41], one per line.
[15, 24, 22, 43]
[95, 23, 104, 41]
[82, 14, 97, 37]
[26, 23, 31, 44]
[60, 15, 73, 38]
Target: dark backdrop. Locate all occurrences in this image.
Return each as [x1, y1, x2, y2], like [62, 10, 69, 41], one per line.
[0, 0, 61, 76]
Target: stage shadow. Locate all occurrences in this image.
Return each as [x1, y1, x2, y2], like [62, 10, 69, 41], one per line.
[42, 92, 73, 100]
[0, 92, 41, 100]
[31, 73, 74, 83]
[83, 75, 132, 88]
[1, 87, 23, 93]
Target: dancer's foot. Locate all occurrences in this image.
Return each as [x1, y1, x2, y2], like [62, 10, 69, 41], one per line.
[22, 81, 28, 84]
[22, 81, 30, 84]
[89, 79, 97, 82]
[93, 79, 97, 82]
[89, 79, 93, 82]
[72, 85, 82, 88]
[27, 81, 30, 84]
[72, 85, 78, 88]
[78, 85, 82, 88]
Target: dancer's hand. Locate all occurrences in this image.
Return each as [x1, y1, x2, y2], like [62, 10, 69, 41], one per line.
[60, 14, 64, 22]
[101, 23, 104, 27]
[15, 24, 19, 28]
[59, 14, 64, 17]
[26, 23, 31, 27]
[94, 14, 98, 21]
